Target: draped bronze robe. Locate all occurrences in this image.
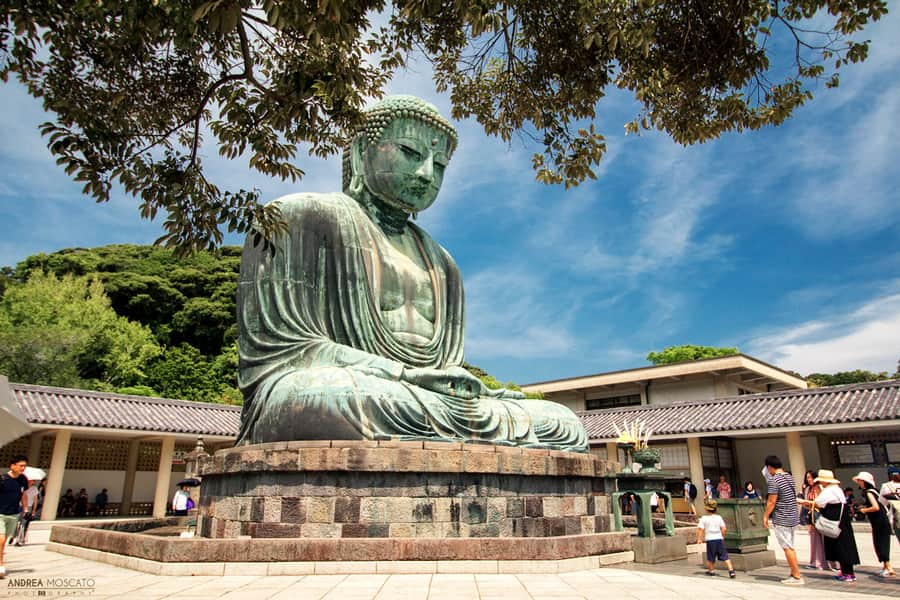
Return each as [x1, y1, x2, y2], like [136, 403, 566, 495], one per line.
[237, 193, 587, 451]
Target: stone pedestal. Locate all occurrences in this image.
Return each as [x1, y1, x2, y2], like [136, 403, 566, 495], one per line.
[633, 535, 687, 563]
[697, 548, 776, 571]
[197, 441, 614, 539]
[729, 549, 776, 571]
[695, 499, 774, 571]
[716, 499, 768, 553]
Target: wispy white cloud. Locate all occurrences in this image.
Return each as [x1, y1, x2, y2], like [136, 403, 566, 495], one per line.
[783, 83, 900, 239]
[745, 284, 900, 374]
[464, 267, 578, 360]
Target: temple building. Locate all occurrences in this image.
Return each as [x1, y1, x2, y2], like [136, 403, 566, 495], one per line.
[0, 375, 238, 521]
[522, 354, 900, 506]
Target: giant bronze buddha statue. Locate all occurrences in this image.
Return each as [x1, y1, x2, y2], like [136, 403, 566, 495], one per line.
[236, 96, 587, 452]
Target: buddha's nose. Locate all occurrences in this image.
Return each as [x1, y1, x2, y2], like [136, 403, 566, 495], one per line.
[414, 156, 434, 182]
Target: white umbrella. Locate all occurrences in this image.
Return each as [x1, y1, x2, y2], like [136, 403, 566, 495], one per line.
[23, 466, 46, 481]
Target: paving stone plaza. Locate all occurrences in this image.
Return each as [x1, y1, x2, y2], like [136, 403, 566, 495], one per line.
[2, 525, 897, 598]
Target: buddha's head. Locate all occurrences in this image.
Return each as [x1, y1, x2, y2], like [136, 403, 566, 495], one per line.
[343, 95, 458, 215]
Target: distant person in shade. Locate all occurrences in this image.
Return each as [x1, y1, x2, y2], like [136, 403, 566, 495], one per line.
[683, 477, 697, 515]
[740, 481, 761, 499]
[59, 489, 75, 518]
[93, 488, 108, 516]
[171, 485, 191, 516]
[717, 475, 732, 499]
[74, 488, 89, 517]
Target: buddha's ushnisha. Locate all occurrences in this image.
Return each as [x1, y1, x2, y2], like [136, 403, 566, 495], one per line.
[236, 95, 587, 451]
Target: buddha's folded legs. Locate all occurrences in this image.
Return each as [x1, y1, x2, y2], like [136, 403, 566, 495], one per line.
[511, 399, 589, 452]
[238, 367, 587, 452]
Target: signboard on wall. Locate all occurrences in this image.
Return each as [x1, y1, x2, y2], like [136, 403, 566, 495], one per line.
[887, 442, 900, 463]
[837, 443, 874, 465]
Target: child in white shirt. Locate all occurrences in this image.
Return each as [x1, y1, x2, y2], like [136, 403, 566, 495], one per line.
[698, 499, 736, 578]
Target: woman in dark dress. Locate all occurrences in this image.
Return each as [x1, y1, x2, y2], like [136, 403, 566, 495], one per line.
[801, 470, 860, 582]
[854, 472, 895, 577]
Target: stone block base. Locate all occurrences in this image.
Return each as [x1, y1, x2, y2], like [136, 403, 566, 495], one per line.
[197, 441, 613, 539]
[633, 536, 687, 564]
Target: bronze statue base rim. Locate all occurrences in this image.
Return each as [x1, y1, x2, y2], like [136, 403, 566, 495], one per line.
[198, 439, 607, 479]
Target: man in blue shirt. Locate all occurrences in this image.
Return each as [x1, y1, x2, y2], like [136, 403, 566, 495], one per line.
[0, 455, 28, 579]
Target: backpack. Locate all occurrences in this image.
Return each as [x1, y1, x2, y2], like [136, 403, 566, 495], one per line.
[689, 483, 698, 500]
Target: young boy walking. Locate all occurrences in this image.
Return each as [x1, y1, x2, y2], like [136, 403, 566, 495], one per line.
[698, 500, 736, 578]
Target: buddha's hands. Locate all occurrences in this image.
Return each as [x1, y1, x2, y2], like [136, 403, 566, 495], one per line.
[482, 387, 526, 400]
[401, 366, 487, 399]
[401, 366, 526, 400]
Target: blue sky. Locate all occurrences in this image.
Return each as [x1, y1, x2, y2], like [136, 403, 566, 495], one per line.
[1, 11, 898, 385]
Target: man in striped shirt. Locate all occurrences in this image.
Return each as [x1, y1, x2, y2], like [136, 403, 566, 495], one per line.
[763, 455, 803, 585]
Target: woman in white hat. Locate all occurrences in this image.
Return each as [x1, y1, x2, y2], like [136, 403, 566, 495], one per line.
[798, 469, 860, 582]
[853, 471, 894, 577]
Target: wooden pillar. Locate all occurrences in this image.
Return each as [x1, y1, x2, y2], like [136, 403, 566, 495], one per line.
[786, 431, 806, 489]
[152, 437, 176, 518]
[687, 437, 705, 514]
[40, 430, 71, 521]
[27, 432, 45, 466]
[605, 442, 618, 465]
[119, 439, 141, 516]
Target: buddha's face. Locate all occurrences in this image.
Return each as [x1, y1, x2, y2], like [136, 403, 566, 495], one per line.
[360, 117, 452, 214]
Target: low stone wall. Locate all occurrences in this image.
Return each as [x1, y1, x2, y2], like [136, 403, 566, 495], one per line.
[48, 525, 634, 563]
[197, 441, 616, 539]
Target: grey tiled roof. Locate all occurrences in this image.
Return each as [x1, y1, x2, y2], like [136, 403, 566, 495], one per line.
[10, 383, 241, 436]
[578, 379, 900, 440]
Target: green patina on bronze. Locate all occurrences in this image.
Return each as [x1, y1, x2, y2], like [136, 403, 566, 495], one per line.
[236, 95, 588, 452]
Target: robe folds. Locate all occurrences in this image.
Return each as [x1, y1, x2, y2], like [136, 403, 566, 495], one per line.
[236, 192, 587, 452]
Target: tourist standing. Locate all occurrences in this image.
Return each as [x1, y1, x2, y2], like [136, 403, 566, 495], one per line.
[880, 466, 900, 545]
[697, 499, 736, 578]
[801, 470, 827, 570]
[0, 455, 28, 579]
[703, 478, 713, 499]
[762, 455, 803, 585]
[717, 475, 732, 499]
[800, 470, 860, 582]
[683, 477, 697, 515]
[853, 471, 894, 577]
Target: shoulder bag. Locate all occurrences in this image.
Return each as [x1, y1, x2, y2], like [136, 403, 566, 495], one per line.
[813, 502, 843, 539]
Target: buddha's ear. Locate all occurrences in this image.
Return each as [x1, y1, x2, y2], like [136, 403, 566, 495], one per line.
[346, 136, 366, 198]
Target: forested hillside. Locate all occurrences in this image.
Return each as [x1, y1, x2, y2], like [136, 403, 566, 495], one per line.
[0, 245, 242, 403]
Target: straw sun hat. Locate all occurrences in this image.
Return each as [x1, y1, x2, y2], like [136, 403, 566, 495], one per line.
[851, 471, 876, 488]
[813, 469, 840, 485]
